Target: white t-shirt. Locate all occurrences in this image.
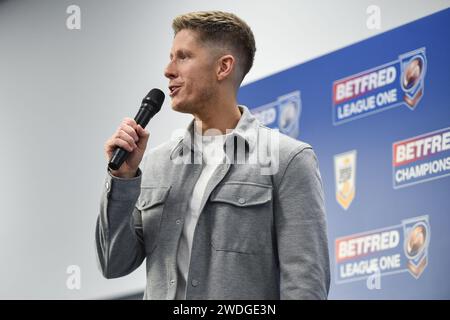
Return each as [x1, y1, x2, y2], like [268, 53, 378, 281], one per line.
[175, 129, 232, 299]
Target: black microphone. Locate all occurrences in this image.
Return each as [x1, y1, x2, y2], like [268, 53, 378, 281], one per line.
[108, 88, 165, 171]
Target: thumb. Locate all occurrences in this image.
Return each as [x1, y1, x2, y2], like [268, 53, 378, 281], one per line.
[136, 125, 150, 148]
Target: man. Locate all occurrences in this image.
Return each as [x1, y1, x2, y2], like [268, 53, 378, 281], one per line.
[97, 11, 330, 300]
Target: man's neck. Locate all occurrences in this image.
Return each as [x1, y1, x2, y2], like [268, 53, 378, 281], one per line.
[193, 99, 242, 136]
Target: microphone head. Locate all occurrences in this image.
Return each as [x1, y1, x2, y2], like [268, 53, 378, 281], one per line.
[142, 88, 165, 113]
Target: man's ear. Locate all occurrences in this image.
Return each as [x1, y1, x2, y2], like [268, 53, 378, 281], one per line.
[216, 54, 235, 81]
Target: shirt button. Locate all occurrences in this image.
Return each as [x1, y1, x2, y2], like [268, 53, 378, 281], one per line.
[191, 279, 199, 287]
[170, 279, 175, 286]
[176, 219, 182, 225]
[238, 197, 246, 204]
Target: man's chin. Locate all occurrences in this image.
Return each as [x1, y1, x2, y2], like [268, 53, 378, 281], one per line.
[171, 100, 193, 114]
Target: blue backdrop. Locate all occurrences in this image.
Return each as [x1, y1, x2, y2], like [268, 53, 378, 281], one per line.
[238, 8, 450, 299]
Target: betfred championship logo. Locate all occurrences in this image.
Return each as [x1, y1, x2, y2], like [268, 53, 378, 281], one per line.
[335, 215, 430, 285]
[392, 127, 450, 188]
[332, 48, 427, 125]
[251, 91, 301, 139]
[334, 150, 357, 210]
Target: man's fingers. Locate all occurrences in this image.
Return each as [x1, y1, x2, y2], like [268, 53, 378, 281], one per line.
[136, 125, 150, 148]
[117, 130, 138, 148]
[122, 117, 137, 128]
[136, 124, 149, 136]
[114, 137, 135, 152]
[108, 119, 148, 154]
[120, 124, 139, 142]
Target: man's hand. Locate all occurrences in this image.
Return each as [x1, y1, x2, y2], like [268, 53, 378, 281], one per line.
[104, 117, 150, 178]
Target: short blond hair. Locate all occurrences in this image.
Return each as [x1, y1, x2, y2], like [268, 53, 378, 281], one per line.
[172, 11, 256, 84]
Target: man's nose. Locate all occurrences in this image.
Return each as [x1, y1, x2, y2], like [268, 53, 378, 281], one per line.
[164, 61, 177, 79]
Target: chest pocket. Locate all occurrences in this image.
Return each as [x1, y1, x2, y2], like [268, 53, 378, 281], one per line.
[135, 186, 171, 255]
[209, 181, 273, 255]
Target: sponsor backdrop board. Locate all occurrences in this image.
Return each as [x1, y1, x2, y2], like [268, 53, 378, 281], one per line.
[238, 9, 450, 299]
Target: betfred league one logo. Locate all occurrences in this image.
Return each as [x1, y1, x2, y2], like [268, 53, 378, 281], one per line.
[334, 150, 357, 210]
[335, 215, 430, 285]
[251, 91, 301, 139]
[332, 48, 427, 125]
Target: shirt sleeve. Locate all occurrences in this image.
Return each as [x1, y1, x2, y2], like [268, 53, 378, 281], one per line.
[95, 167, 146, 279]
[274, 147, 330, 299]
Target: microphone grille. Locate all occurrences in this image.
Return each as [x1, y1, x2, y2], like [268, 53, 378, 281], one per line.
[143, 88, 165, 112]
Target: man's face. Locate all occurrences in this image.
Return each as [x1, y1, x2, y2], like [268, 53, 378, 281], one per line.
[165, 29, 218, 113]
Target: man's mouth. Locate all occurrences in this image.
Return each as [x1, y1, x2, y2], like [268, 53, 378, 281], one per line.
[169, 85, 181, 97]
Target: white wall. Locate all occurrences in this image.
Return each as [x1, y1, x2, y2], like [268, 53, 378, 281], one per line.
[0, 0, 448, 299]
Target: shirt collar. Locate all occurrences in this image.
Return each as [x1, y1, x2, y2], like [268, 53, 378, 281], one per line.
[169, 105, 259, 161]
